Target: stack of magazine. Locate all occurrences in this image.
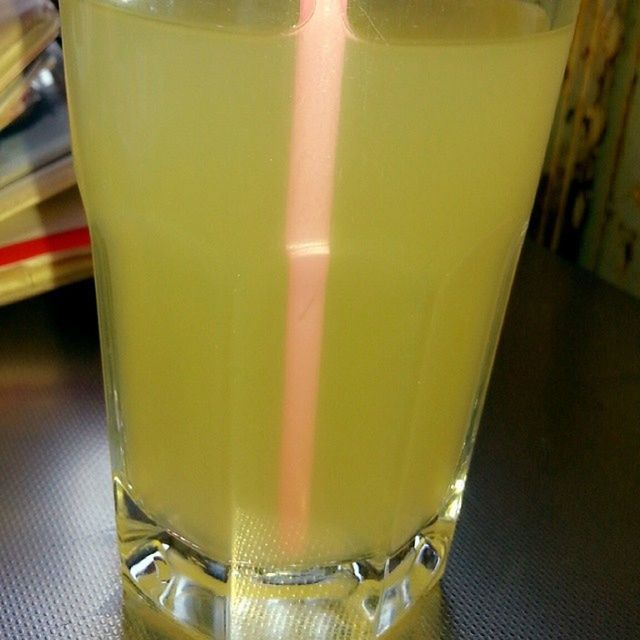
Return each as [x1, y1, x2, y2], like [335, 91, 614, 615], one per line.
[0, 0, 90, 306]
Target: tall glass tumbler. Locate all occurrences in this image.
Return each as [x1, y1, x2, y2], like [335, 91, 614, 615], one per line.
[60, 0, 579, 637]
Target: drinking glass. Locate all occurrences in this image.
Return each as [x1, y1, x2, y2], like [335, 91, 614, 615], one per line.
[60, 0, 579, 637]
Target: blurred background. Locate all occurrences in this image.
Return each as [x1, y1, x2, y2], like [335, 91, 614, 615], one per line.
[531, 0, 640, 298]
[0, 0, 90, 306]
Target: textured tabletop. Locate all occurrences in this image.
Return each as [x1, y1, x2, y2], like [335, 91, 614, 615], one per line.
[1, 242, 639, 640]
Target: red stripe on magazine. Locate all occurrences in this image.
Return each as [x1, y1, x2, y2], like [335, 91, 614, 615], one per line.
[0, 227, 91, 267]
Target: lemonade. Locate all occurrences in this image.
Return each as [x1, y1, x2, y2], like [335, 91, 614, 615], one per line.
[61, 0, 575, 570]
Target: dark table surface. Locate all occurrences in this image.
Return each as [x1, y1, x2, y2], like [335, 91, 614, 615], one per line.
[1, 242, 639, 640]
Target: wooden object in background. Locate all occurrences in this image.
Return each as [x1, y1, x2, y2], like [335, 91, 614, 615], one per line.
[532, 0, 640, 298]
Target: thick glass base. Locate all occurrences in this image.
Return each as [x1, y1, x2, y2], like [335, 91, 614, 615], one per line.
[116, 481, 456, 639]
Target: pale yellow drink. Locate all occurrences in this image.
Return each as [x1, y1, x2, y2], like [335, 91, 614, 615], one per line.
[61, 0, 574, 569]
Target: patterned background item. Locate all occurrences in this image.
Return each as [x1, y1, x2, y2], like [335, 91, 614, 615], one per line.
[533, 0, 640, 298]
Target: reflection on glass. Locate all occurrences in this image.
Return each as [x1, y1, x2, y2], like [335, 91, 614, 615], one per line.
[122, 580, 454, 640]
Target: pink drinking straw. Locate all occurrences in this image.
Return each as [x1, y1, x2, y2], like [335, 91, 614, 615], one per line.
[278, 0, 347, 553]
